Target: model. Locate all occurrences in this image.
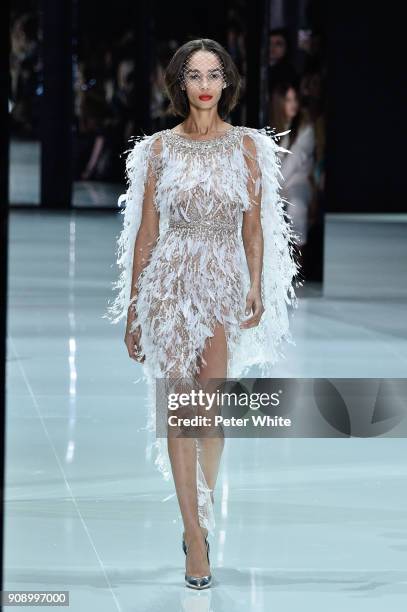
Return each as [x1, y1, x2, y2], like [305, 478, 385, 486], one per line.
[270, 80, 316, 251]
[104, 38, 301, 589]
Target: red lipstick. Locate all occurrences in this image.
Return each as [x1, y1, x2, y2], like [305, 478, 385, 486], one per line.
[199, 95, 213, 101]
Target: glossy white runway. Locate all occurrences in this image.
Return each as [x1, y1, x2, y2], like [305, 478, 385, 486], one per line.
[5, 210, 407, 611]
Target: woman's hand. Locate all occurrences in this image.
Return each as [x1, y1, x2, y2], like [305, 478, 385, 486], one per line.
[239, 286, 265, 329]
[124, 306, 145, 362]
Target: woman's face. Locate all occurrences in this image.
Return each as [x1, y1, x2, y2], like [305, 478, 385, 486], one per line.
[269, 35, 287, 64]
[284, 87, 299, 119]
[180, 50, 226, 111]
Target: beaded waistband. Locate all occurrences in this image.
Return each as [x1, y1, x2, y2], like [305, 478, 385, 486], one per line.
[168, 221, 238, 233]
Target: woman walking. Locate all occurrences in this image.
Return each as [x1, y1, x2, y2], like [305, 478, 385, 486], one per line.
[105, 38, 300, 589]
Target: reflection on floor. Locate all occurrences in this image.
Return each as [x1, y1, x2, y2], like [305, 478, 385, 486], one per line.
[9, 140, 41, 204]
[5, 211, 407, 611]
[9, 139, 123, 207]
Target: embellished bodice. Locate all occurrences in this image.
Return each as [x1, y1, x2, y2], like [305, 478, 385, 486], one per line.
[150, 125, 254, 236]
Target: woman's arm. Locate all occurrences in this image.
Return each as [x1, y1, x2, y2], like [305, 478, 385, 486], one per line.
[127, 138, 161, 323]
[240, 135, 265, 329]
[124, 137, 161, 361]
[128, 172, 160, 309]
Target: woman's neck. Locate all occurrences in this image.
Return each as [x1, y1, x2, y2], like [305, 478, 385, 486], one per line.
[180, 112, 227, 136]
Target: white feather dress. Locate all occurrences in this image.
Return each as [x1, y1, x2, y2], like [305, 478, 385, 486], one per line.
[104, 125, 302, 535]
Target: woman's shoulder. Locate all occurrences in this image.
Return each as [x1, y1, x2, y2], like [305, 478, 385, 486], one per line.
[238, 125, 289, 156]
[126, 130, 165, 159]
[137, 125, 282, 140]
[235, 125, 261, 140]
[238, 124, 288, 141]
[130, 125, 279, 154]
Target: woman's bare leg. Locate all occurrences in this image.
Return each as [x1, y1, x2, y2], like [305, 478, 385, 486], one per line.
[195, 322, 227, 505]
[167, 427, 210, 576]
[178, 323, 227, 543]
[166, 323, 227, 577]
[167, 376, 210, 577]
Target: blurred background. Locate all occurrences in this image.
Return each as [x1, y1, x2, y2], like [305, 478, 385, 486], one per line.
[7, 0, 403, 281]
[7, 0, 332, 281]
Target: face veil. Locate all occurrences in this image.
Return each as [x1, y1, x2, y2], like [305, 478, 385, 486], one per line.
[178, 49, 229, 104]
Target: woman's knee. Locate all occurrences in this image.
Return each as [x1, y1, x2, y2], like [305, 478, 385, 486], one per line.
[198, 324, 228, 381]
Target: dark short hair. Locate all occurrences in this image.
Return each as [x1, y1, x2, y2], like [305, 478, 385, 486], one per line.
[269, 27, 289, 41]
[164, 38, 242, 120]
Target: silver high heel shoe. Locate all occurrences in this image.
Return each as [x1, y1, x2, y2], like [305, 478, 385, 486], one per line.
[183, 534, 212, 589]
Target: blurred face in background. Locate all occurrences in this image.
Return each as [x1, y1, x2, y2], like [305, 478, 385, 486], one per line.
[269, 34, 287, 64]
[117, 59, 135, 93]
[284, 87, 299, 120]
[181, 50, 226, 112]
